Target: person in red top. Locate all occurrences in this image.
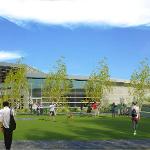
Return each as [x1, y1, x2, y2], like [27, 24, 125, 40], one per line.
[131, 102, 140, 135]
[92, 102, 97, 109]
[92, 102, 99, 117]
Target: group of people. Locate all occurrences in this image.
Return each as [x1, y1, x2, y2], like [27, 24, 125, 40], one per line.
[84, 101, 100, 116]
[111, 102, 131, 118]
[0, 100, 141, 150]
[31, 102, 44, 115]
[82, 100, 140, 136]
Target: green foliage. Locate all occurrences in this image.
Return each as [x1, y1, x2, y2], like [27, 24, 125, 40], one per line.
[69, 107, 81, 112]
[42, 57, 71, 104]
[99, 100, 111, 113]
[16, 108, 30, 113]
[0, 98, 3, 108]
[85, 58, 112, 102]
[129, 59, 150, 108]
[57, 106, 70, 113]
[143, 96, 150, 105]
[2, 62, 29, 108]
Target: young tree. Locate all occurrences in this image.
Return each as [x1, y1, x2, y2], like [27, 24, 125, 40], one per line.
[3, 63, 29, 108]
[42, 58, 71, 106]
[85, 58, 112, 103]
[129, 59, 150, 108]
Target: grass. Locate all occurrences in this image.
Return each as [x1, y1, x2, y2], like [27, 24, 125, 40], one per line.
[0, 114, 150, 140]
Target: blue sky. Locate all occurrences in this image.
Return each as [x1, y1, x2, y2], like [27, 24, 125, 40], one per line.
[0, 0, 150, 79]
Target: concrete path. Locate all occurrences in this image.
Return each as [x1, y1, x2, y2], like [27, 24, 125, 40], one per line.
[1, 140, 150, 150]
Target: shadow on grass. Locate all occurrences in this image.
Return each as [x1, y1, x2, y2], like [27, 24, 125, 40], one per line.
[24, 126, 147, 141]
[72, 116, 150, 139]
[14, 115, 150, 141]
[25, 129, 79, 140]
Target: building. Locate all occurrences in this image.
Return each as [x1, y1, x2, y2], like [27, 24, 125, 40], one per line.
[0, 62, 133, 108]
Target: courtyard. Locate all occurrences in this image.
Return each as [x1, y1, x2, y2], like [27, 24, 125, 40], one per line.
[0, 114, 150, 149]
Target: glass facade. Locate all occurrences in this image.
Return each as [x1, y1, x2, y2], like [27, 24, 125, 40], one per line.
[68, 80, 86, 107]
[72, 80, 86, 89]
[28, 78, 45, 97]
[28, 78, 87, 107]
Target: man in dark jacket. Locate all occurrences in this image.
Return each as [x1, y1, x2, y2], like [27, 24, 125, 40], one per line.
[1, 101, 14, 150]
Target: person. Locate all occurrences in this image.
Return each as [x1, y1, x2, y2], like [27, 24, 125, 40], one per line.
[111, 102, 116, 118]
[131, 102, 140, 135]
[32, 103, 37, 114]
[0, 109, 3, 133]
[80, 100, 84, 111]
[86, 102, 92, 116]
[1, 101, 15, 150]
[36, 103, 40, 115]
[39, 103, 43, 115]
[29, 99, 33, 113]
[92, 101, 99, 117]
[49, 103, 56, 121]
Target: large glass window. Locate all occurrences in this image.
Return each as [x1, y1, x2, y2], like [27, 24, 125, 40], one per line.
[28, 78, 45, 89]
[28, 78, 45, 97]
[72, 80, 86, 89]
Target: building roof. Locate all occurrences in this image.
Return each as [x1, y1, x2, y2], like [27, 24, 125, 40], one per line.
[68, 75, 89, 80]
[0, 62, 130, 83]
[68, 75, 130, 83]
[26, 65, 47, 78]
[0, 62, 47, 79]
[0, 62, 17, 67]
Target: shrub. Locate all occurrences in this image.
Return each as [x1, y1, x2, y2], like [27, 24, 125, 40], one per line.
[69, 107, 81, 112]
[16, 108, 30, 114]
[57, 107, 69, 113]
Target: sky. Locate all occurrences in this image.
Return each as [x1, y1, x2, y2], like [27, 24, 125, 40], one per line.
[0, 0, 150, 79]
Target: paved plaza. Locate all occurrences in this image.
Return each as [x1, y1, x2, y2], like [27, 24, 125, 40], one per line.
[1, 140, 150, 150]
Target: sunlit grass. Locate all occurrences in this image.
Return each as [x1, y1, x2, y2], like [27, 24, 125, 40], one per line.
[0, 114, 150, 140]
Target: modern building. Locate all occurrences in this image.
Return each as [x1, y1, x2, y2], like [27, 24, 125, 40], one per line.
[0, 62, 133, 108]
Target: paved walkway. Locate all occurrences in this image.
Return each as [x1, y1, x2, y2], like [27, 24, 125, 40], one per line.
[1, 140, 150, 150]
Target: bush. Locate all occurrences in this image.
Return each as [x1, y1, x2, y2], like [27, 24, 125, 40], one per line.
[57, 107, 70, 113]
[69, 107, 81, 112]
[16, 108, 30, 113]
[100, 105, 111, 113]
[0, 98, 3, 108]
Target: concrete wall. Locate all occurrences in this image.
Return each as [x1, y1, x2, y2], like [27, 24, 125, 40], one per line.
[104, 85, 133, 105]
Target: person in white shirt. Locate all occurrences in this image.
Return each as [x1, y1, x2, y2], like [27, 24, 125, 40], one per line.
[1, 101, 14, 150]
[0, 109, 3, 132]
[131, 102, 140, 135]
[0, 109, 2, 122]
[49, 103, 56, 121]
[32, 103, 38, 115]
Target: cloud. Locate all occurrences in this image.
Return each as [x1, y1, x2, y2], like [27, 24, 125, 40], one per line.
[0, 51, 22, 61]
[0, 0, 150, 27]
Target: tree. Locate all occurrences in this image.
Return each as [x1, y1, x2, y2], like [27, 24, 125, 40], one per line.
[85, 58, 112, 103]
[3, 62, 29, 108]
[42, 58, 71, 106]
[129, 59, 150, 108]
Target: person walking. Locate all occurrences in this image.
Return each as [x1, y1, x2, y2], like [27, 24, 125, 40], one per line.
[32, 103, 37, 115]
[111, 102, 116, 118]
[86, 102, 92, 115]
[92, 101, 99, 117]
[131, 102, 140, 135]
[1, 101, 15, 150]
[49, 103, 56, 121]
[0, 109, 3, 133]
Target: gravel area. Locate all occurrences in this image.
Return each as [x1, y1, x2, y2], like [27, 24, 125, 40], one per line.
[1, 140, 150, 150]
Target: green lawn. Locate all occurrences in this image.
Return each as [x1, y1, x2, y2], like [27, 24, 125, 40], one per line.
[0, 114, 150, 140]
